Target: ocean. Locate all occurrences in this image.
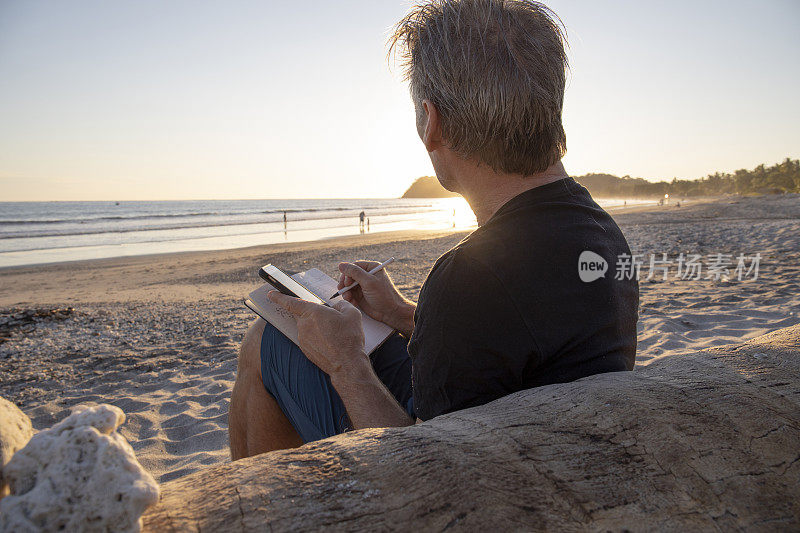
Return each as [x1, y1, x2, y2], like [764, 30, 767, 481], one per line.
[0, 197, 651, 267]
[0, 198, 474, 267]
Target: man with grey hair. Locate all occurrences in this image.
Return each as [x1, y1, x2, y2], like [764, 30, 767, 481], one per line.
[229, 0, 638, 456]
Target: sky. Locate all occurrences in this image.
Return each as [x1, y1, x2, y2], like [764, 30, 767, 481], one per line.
[0, 0, 798, 201]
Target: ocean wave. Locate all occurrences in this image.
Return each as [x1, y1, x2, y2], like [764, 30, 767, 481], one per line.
[0, 206, 444, 240]
[0, 217, 422, 253]
[0, 202, 434, 225]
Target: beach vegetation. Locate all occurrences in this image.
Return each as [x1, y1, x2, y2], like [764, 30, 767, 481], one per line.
[402, 158, 800, 199]
[575, 157, 800, 198]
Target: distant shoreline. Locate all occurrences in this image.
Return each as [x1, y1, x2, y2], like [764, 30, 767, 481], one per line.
[0, 196, 692, 275]
[0, 195, 663, 269]
[0, 197, 473, 269]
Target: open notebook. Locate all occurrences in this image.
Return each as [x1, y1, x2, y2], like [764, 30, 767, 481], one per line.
[245, 268, 394, 355]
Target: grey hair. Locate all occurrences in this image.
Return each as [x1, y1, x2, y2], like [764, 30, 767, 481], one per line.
[389, 0, 568, 176]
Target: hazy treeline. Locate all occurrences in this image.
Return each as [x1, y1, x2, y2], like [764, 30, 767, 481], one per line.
[401, 158, 800, 199]
[574, 158, 800, 198]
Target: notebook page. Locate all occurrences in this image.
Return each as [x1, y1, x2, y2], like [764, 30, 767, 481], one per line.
[292, 268, 395, 354]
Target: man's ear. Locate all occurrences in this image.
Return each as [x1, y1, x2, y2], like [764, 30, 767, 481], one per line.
[419, 99, 443, 153]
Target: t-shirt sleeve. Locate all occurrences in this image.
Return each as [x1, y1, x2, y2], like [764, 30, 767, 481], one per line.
[409, 251, 538, 421]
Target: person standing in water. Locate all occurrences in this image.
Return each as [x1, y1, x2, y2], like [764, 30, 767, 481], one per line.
[359, 210, 366, 230]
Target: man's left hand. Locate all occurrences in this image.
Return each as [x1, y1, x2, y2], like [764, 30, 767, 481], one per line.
[267, 291, 367, 378]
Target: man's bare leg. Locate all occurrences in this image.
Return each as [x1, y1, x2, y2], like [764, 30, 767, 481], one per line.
[229, 319, 303, 460]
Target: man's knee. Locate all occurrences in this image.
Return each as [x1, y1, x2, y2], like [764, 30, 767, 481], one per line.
[238, 318, 266, 378]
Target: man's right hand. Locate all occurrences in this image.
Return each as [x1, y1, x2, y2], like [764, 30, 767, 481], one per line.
[338, 261, 416, 337]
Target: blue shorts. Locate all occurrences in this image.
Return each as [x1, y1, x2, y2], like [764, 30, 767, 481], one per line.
[260, 322, 415, 443]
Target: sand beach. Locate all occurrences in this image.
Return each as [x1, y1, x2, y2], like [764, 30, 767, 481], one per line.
[1, 194, 798, 484]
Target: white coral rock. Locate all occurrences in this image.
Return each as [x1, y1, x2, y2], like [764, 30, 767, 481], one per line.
[0, 396, 34, 500]
[0, 404, 159, 533]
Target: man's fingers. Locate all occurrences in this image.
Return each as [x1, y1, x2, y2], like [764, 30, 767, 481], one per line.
[354, 260, 388, 279]
[338, 262, 375, 286]
[338, 274, 355, 292]
[267, 291, 317, 317]
[353, 260, 380, 271]
[332, 299, 351, 312]
[332, 299, 362, 319]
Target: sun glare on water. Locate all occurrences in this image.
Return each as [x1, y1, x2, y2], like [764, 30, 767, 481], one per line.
[429, 197, 478, 230]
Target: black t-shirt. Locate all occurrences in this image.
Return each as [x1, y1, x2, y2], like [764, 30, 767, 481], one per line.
[408, 177, 639, 421]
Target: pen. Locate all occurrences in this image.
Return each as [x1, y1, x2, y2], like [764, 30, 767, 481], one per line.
[330, 257, 395, 299]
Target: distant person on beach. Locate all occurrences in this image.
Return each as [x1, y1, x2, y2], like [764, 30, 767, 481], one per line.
[283, 211, 287, 228]
[230, 0, 638, 456]
[359, 210, 366, 228]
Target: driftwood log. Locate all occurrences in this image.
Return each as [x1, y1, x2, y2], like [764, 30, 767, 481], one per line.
[143, 325, 800, 531]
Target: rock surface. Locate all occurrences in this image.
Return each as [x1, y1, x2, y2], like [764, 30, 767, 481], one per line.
[143, 325, 800, 531]
[400, 176, 461, 198]
[0, 404, 159, 533]
[0, 396, 34, 500]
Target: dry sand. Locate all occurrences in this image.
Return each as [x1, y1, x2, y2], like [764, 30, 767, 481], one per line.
[1, 195, 798, 483]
